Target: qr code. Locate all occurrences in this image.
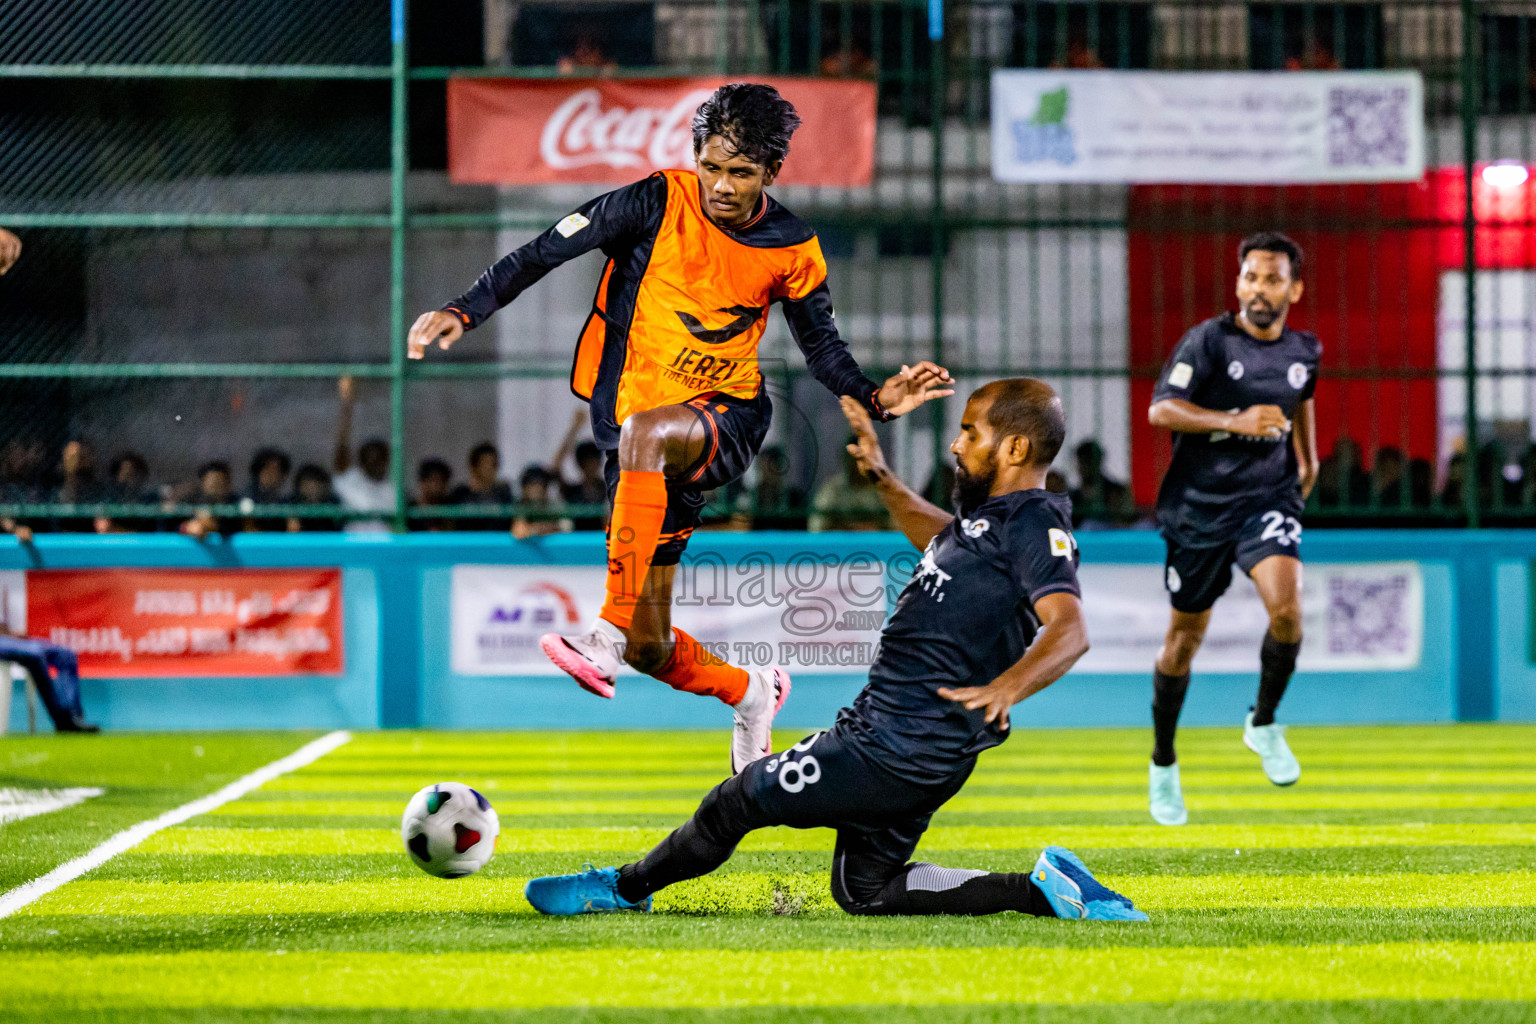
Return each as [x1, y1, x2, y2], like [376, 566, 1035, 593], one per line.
[1327, 86, 1410, 168]
[1326, 574, 1409, 657]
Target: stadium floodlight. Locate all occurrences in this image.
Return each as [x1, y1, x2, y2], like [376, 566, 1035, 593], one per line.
[1481, 162, 1530, 189]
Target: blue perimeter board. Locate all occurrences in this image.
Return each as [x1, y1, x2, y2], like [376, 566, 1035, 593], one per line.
[0, 530, 1529, 731]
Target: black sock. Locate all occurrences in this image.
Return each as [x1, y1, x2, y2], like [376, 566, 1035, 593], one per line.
[1151, 669, 1191, 767]
[848, 864, 1059, 917]
[615, 862, 650, 905]
[1251, 632, 1301, 727]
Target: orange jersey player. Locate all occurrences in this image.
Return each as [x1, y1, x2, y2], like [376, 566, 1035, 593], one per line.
[408, 83, 953, 773]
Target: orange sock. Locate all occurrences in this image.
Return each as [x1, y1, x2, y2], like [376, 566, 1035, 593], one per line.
[599, 470, 669, 631]
[653, 628, 749, 705]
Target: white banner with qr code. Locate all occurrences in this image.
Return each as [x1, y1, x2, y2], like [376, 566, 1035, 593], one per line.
[991, 70, 1424, 184]
[1076, 561, 1423, 673]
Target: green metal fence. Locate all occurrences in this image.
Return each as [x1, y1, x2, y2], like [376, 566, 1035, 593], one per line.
[0, 0, 1533, 532]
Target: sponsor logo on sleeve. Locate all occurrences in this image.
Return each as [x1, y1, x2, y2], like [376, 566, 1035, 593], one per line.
[554, 213, 590, 238]
[1049, 528, 1076, 557]
[1168, 362, 1193, 389]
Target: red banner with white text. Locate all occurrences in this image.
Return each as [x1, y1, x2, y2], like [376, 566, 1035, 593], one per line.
[26, 569, 344, 677]
[447, 77, 876, 186]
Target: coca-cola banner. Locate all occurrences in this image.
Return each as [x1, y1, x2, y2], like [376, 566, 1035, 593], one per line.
[447, 77, 877, 187]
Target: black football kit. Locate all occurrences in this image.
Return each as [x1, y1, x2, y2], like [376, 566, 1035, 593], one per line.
[1152, 312, 1322, 614]
[614, 489, 1080, 916]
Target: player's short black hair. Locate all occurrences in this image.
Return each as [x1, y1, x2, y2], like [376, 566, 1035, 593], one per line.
[197, 460, 231, 479]
[691, 83, 802, 167]
[249, 447, 291, 479]
[1239, 231, 1304, 279]
[418, 457, 452, 483]
[972, 378, 1066, 467]
[468, 442, 498, 467]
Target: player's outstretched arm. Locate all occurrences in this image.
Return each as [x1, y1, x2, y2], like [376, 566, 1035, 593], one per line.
[781, 282, 952, 420]
[408, 177, 665, 360]
[938, 592, 1088, 731]
[1149, 398, 1289, 440]
[1292, 398, 1319, 498]
[840, 395, 953, 550]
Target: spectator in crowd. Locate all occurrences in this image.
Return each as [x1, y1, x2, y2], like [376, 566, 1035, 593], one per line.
[1409, 458, 1435, 510]
[1370, 447, 1407, 507]
[333, 376, 394, 532]
[107, 452, 153, 502]
[52, 440, 103, 505]
[0, 623, 98, 733]
[1070, 439, 1134, 528]
[549, 411, 608, 530]
[182, 460, 237, 539]
[246, 448, 292, 504]
[1316, 436, 1370, 508]
[1441, 451, 1467, 510]
[413, 457, 457, 533]
[449, 443, 512, 531]
[512, 464, 572, 540]
[809, 440, 890, 532]
[244, 447, 292, 532]
[0, 438, 45, 542]
[557, 30, 619, 75]
[450, 442, 513, 505]
[0, 438, 44, 499]
[52, 440, 106, 533]
[735, 444, 807, 530]
[100, 451, 156, 534]
[286, 463, 338, 532]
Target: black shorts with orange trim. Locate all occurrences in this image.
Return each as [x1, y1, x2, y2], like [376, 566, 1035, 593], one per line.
[603, 390, 772, 566]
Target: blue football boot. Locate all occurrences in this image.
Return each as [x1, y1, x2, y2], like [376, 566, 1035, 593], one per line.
[1032, 845, 1149, 922]
[524, 865, 653, 916]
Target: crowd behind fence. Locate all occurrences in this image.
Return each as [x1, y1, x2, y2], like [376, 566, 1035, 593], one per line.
[2, 0, 1535, 531]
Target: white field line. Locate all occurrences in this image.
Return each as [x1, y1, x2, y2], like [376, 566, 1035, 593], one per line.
[0, 730, 351, 919]
[0, 787, 105, 825]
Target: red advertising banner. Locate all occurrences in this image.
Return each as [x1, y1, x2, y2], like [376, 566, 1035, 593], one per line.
[447, 77, 876, 187]
[26, 569, 344, 677]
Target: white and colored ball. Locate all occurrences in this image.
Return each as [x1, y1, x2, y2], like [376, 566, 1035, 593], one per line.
[401, 782, 500, 878]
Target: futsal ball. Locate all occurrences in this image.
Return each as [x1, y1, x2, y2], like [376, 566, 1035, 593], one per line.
[401, 782, 500, 878]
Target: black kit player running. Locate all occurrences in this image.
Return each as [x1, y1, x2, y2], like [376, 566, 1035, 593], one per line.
[524, 380, 1148, 921]
[1146, 232, 1322, 822]
[1152, 311, 1322, 612]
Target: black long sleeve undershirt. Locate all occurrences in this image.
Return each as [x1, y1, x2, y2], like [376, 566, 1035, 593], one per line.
[781, 281, 892, 421]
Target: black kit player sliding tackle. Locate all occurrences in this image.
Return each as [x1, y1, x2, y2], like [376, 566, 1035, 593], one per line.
[524, 379, 1147, 921]
[1146, 232, 1322, 826]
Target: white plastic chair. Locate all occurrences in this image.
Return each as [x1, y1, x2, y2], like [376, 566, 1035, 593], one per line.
[0, 662, 36, 736]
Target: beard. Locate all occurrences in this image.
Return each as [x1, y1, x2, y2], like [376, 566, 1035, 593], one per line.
[1244, 295, 1287, 329]
[952, 453, 998, 515]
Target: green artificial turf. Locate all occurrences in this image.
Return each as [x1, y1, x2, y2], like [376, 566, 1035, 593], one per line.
[1, 725, 1535, 1021]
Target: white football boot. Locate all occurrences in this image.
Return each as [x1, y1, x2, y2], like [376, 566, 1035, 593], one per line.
[1243, 711, 1301, 786]
[1148, 761, 1189, 826]
[540, 620, 625, 699]
[730, 666, 792, 774]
